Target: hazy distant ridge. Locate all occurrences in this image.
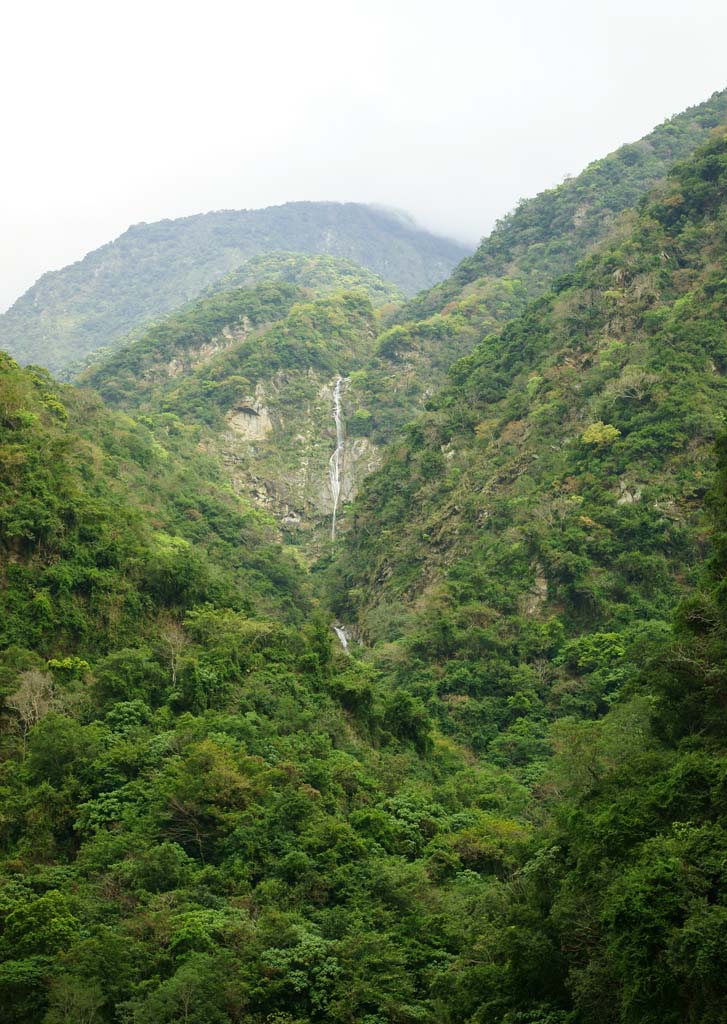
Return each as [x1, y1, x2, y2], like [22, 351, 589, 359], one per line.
[0, 201, 469, 375]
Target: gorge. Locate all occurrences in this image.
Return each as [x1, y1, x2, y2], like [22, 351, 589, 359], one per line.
[1, 87, 727, 1024]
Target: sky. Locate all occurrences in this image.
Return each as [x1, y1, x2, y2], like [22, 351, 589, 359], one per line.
[3, 0, 727, 311]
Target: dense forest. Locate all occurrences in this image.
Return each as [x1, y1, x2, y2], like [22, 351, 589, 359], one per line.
[399, 87, 727, 323]
[0, 205, 467, 376]
[2, 93, 727, 1024]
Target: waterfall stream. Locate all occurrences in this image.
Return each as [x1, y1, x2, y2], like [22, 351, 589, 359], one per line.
[328, 377, 344, 540]
[333, 625, 349, 651]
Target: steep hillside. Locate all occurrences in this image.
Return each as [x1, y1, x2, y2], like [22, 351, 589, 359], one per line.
[82, 280, 303, 404]
[0, 354, 310, 656]
[3, 115, 727, 1024]
[426, 443, 727, 1024]
[85, 284, 383, 541]
[0, 203, 468, 375]
[315, 89, 727, 451]
[401, 86, 727, 324]
[81, 254, 401, 405]
[332, 131, 727, 758]
[0, 352, 533, 1024]
[83, 260, 489, 543]
[81, 92, 727, 548]
[4, 336, 727, 1022]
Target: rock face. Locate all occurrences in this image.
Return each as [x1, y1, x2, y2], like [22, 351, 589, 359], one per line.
[215, 377, 381, 532]
[226, 406, 273, 441]
[616, 479, 643, 505]
[225, 385, 274, 441]
[520, 563, 549, 617]
[164, 319, 253, 379]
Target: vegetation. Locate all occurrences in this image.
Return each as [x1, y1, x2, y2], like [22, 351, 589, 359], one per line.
[0, 353, 534, 1024]
[2, 99, 727, 1024]
[332, 132, 727, 762]
[209, 252, 405, 308]
[323, 89, 727, 452]
[80, 92, 727, 551]
[287, 89, 727, 451]
[83, 285, 387, 540]
[0, 354, 310, 651]
[81, 281, 305, 409]
[400, 86, 727, 324]
[0, 203, 468, 376]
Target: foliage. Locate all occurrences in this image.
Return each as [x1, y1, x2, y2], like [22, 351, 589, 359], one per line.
[332, 132, 727, 772]
[2, 95, 727, 1024]
[0, 204, 468, 375]
[210, 252, 405, 307]
[0, 350, 530, 1024]
[400, 87, 727, 323]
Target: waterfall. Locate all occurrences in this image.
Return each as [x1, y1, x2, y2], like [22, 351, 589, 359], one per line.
[328, 377, 344, 540]
[333, 625, 349, 652]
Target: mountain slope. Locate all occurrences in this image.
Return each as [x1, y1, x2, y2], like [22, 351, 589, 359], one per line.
[3, 114, 727, 1024]
[81, 90, 727, 547]
[81, 254, 401, 406]
[0, 352, 531, 1024]
[81, 256, 404, 538]
[84, 282, 383, 539]
[0, 202, 468, 375]
[3, 361, 726, 1023]
[310, 89, 727, 455]
[400, 87, 727, 325]
[331, 131, 727, 758]
[0, 354, 311, 658]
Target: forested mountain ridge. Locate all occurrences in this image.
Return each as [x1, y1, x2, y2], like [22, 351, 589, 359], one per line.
[0, 202, 467, 376]
[401, 87, 727, 324]
[79, 91, 727, 549]
[2, 99, 727, 1024]
[0, 350, 535, 1024]
[320, 89, 727, 454]
[81, 254, 401, 408]
[82, 276, 385, 539]
[82, 246, 492, 542]
[3, 320, 727, 1022]
[332, 129, 727, 756]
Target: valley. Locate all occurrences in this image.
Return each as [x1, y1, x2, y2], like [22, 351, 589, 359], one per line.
[1, 90, 727, 1024]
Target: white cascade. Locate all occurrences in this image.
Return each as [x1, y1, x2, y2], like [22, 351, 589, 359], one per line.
[328, 377, 345, 540]
[333, 625, 349, 652]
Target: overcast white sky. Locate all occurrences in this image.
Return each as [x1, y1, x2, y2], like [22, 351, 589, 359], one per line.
[3, 0, 727, 311]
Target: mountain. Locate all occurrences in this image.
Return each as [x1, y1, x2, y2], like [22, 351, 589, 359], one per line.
[85, 282, 383, 541]
[0, 349, 529, 1024]
[2, 99, 727, 1024]
[398, 87, 727, 325]
[314, 127, 727, 1023]
[315, 89, 727, 455]
[0, 203, 468, 376]
[81, 257, 401, 539]
[79, 90, 727, 549]
[332, 129, 727, 755]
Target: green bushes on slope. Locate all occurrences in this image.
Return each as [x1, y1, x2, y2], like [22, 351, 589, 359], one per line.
[332, 132, 727, 768]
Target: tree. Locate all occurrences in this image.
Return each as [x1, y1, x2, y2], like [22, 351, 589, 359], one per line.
[580, 421, 621, 447]
[44, 976, 104, 1024]
[6, 670, 57, 749]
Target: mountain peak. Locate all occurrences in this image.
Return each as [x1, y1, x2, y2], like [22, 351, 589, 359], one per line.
[0, 201, 469, 376]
